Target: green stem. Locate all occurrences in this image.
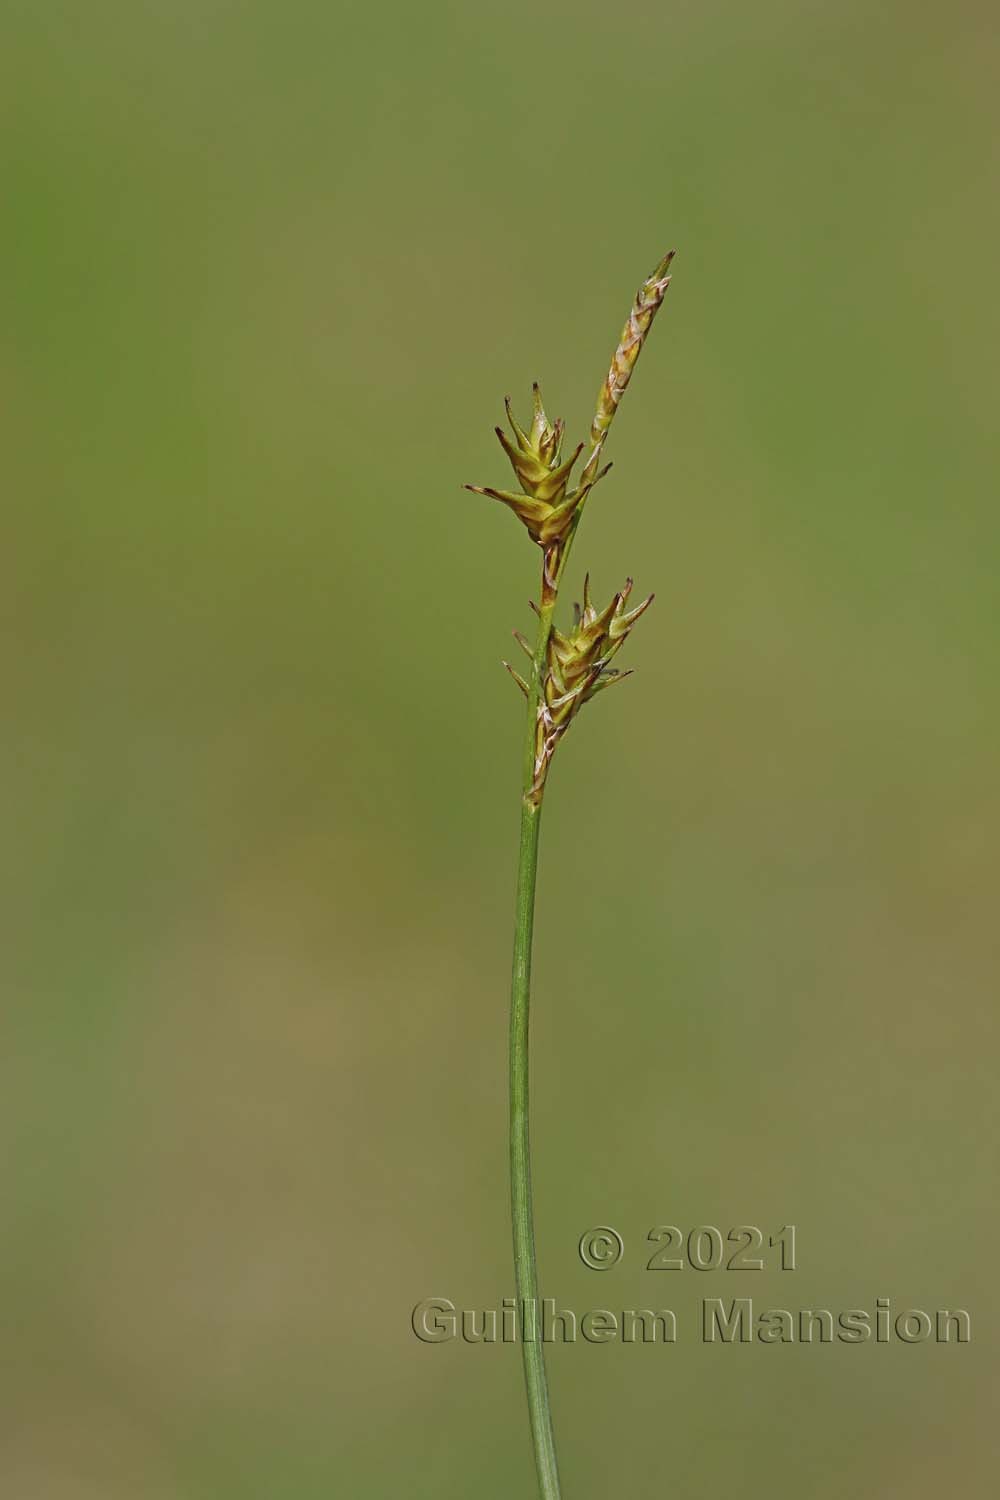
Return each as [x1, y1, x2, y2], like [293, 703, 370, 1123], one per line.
[510, 787, 557, 1498]
[508, 545, 571, 1499]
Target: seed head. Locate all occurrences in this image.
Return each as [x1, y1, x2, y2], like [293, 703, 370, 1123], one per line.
[464, 383, 610, 549]
[583, 250, 675, 482]
[529, 576, 653, 799]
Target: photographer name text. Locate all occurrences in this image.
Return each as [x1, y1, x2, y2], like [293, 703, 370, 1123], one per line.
[411, 1296, 971, 1346]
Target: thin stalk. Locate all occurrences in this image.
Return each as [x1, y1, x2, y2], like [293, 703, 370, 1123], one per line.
[509, 788, 555, 1497]
[508, 541, 572, 1500]
[509, 604, 558, 1498]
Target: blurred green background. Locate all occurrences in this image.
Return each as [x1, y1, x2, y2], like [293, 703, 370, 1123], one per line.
[3, 1, 997, 1495]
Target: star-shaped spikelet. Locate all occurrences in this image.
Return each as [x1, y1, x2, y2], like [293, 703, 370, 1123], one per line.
[464, 384, 611, 549]
[505, 576, 653, 801]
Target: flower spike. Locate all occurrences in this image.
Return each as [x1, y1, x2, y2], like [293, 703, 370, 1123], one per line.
[580, 249, 675, 486]
[464, 384, 603, 550]
[465, 252, 672, 801]
[528, 578, 654, 799]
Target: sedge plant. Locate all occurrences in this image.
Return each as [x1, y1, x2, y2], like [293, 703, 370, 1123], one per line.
[465, 251, 676, 1498]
